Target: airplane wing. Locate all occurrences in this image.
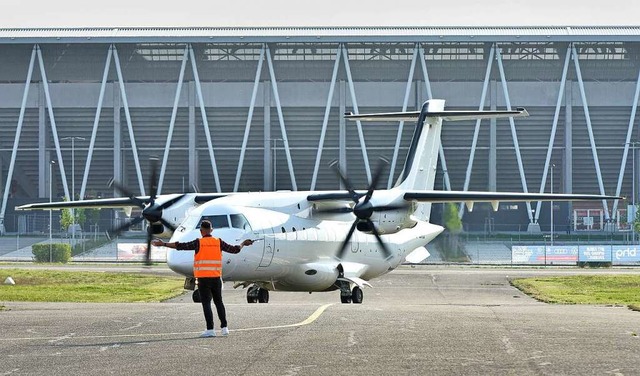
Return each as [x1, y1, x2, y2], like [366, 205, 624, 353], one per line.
[403, 190, 621, 202]
[403, 190, 621, 211]
[15, 193, 228, 211]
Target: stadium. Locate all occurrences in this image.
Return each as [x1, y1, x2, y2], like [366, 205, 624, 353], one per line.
[1, 3, 640, 239]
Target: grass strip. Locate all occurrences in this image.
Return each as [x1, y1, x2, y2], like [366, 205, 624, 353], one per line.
[0, 269, 184, 303]
[511, 274, 640, 310]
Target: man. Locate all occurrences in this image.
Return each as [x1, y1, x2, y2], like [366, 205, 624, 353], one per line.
[152, 220, 253, 337]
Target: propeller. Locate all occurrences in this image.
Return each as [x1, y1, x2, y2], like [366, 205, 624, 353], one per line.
[330, 160, 405, 260]
[107, 157, 184, 265]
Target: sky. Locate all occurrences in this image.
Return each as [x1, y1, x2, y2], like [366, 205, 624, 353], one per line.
[2, 0, 639, 28]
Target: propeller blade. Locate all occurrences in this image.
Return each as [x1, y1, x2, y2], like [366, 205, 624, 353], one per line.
[145, 227, 153, 266]
[367, 219, 392, 259]
[108, 179, 145, 208]
[107, 216, 145, 238]
[148, 157, 159, 199]
[331, 163, 360, 203]
[337, 220, 359, 259]
[364, 160, 386, 203]
[159, 217, 177, 232]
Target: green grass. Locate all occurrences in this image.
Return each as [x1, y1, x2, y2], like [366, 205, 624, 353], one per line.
[511, 275, 640, 310]
[0, 269, 184, 303]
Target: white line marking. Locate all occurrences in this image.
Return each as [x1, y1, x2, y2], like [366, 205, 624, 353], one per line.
[0, 303, 334, 342]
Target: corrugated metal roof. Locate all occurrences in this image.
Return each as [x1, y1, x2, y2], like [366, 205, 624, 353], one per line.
[1, 26, 640, 43]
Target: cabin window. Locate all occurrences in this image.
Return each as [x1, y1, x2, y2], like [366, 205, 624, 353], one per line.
[198, 215, 229, 229]
[230, 214, 252, 231]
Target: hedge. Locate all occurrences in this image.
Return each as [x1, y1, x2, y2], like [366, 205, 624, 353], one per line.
[32, 243, 72, 263]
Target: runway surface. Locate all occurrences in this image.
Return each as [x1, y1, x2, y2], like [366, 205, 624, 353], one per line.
[1, 266, 639, 375]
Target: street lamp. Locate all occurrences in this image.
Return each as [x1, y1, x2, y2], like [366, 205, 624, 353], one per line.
[61, 136, 85, 245]
[551, 164, 555, 247]
[49, 160, 56, 262]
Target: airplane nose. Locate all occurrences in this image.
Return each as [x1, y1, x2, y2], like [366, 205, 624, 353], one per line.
[166, 249, 194, 276]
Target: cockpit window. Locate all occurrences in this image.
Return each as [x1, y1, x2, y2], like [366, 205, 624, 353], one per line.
[230, 214, 252, 231]
[197, 215, 229, 229]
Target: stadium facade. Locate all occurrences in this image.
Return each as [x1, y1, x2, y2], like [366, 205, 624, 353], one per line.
[1, 26, 640, 234]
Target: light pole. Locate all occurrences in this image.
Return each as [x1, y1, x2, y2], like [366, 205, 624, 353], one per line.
[49, 160, 56, 262]
[61, 136, 85, 245]
[551, 163, 555, 247]
[633, 143, 636, 244]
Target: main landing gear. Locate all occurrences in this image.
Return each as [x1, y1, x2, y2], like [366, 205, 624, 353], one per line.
[246, 285, 269, 303]
[338, 281, 363, 304]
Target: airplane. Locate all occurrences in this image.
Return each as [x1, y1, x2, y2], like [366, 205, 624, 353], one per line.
[16, 99, 621, 304]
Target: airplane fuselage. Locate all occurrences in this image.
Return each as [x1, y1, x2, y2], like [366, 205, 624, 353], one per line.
[166, 190, 443, 292]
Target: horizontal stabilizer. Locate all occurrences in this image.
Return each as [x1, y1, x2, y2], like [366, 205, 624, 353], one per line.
[345, 108, 528, 122]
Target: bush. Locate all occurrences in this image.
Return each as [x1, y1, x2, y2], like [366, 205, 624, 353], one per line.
[32, 243, 72, 263]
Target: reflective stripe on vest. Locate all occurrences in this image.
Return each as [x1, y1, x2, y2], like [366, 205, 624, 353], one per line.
[193, 237, 222, 278]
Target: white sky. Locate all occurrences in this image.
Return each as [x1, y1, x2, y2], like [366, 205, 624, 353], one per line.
[2, 0, 639, 28]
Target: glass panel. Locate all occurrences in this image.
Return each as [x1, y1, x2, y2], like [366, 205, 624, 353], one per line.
[197, 215, 229, 229]
[230, 214, 252, 231]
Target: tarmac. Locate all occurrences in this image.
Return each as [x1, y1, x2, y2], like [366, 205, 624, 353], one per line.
[1, 265, 639, 375]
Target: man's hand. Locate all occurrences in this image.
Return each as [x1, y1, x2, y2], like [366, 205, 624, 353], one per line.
[151, 239, 164, 247]
[241, 239, 254, 247]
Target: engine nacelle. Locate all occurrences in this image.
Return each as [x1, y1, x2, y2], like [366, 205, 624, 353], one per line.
[363, 210, 416, 235]
[267, 262, 340, 292]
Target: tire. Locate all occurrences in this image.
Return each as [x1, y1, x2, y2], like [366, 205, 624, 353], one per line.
[258, 288, 270, 303]
[340, 294, 352, 304]
[351, 286, 363, 304]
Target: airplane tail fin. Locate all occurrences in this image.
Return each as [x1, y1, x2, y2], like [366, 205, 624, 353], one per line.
[345, 100, 528, 220]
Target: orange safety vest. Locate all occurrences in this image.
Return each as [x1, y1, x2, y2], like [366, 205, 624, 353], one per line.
[193, 237, 223, 278]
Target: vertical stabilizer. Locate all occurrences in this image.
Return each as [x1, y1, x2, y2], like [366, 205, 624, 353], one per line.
[395, 100, 445, 220]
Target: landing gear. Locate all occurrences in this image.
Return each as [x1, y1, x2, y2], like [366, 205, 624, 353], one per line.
[338, 281, 364, 304]
[247, 285, 269, 303]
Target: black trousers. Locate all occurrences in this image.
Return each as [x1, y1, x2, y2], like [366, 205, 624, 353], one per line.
[197, 277, 227, 330]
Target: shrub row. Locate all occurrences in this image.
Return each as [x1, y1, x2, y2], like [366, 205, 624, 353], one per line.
[32, 243, 72, 263]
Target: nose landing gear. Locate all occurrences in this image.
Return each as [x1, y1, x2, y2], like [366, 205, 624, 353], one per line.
[338, 280, 363, 304]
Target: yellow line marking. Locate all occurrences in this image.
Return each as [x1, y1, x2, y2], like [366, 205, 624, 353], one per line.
[0, 303, 334, 342]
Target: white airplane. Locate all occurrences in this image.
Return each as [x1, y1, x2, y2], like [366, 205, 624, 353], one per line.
[16, 99, 620, 304]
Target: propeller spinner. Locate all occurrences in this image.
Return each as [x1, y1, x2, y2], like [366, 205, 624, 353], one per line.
[107, 157, 184, 265]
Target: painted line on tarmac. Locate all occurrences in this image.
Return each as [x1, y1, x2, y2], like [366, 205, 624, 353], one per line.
[0, 303, 334, 342]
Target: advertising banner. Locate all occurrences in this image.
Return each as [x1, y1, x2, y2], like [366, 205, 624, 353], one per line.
[578, 245, 612, 262]
[610, 246, 640, 264]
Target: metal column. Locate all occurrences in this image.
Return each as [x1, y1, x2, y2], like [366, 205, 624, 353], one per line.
[311, 45, 342, 190]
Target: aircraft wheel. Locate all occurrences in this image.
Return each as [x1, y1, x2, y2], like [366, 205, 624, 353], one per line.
[192, 289, 201, 303]
[351, 286, 363, 304]
[258, 288, 269, 303]
[247, 286, 258, 303]
[340, 294, 352, 304]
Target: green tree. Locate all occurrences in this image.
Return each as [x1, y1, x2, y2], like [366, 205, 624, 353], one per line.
[633, 204, 640, 234]
[59, 196, 85, 232]
[443, 202, 463, 234]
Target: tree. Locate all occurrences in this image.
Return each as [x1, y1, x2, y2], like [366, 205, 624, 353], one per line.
[443, 202, 463, 234]
[59, 196, 85, 232]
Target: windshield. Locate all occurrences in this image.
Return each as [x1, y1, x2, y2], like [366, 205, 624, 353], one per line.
[230, 214, 252, 231]
[197, 215, 229, 229]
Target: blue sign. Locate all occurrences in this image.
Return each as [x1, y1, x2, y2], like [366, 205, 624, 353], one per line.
[578, 245, 612, 262]
[611, 246, 640, 264]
